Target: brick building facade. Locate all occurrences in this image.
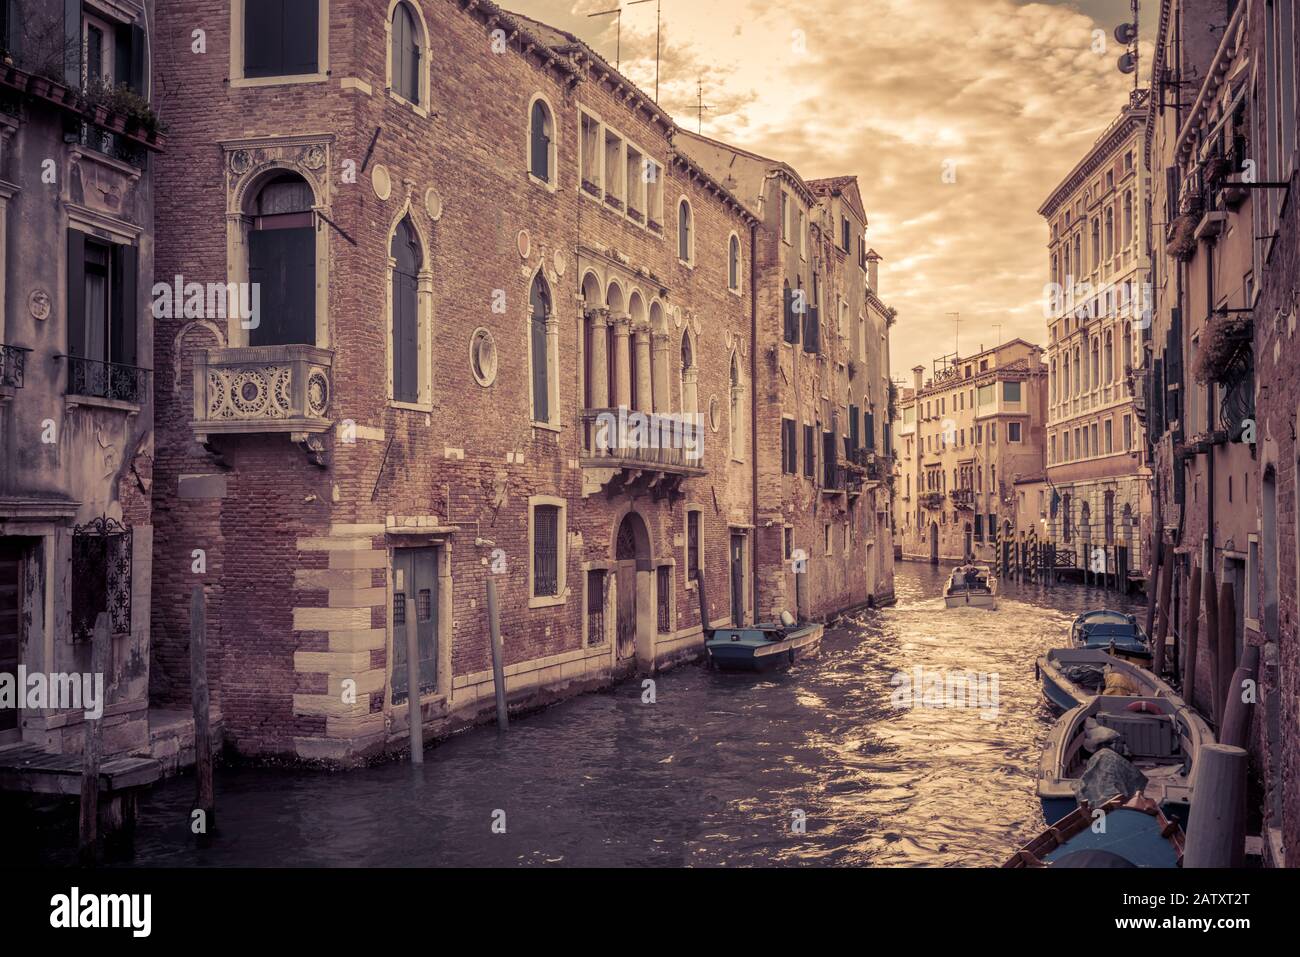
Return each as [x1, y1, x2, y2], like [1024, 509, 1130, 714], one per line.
[1144, 0, 1298, 866]
[147, 0, 895, 765]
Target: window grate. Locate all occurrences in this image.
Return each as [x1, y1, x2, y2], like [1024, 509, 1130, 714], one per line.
[533, 505, 559, 597]
[656, 566, 671, 633]
[71, 516, 132, 642]
[587, 570, 606, 645]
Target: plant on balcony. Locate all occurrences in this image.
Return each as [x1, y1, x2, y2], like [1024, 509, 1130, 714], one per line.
[79, 80, 168, 141]
[1193, 312, 1252, 384]
[1165, 214, 1197, 261]
[884, 306, 898, 327]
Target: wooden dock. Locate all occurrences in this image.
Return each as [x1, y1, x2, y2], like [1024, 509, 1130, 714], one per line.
[0, 743, 162, 838]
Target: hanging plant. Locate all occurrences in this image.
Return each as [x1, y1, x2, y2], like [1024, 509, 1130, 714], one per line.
[1193, 312, 1253, 383]
[1165, 214, 1197, 261]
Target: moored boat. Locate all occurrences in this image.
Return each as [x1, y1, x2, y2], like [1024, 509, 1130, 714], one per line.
[1037, 692, 1212, 827]
[705, 621, 824, 672]
[1070, 609, 1151, 663]
[942, 564, 998, 609]
[1036, 647, 1171, 712]
[1005, 794, 1185, 868]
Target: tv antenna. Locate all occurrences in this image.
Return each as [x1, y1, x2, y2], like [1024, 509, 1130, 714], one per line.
[1114, 0, 1141, 103]
[694, 78, 713, 133]
[586, 6, 625, 70]
[627, 0, 663, 102]
[947, 312, 961, 356]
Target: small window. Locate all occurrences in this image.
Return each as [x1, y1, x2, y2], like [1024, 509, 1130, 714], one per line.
[728, 234, 740, 291]
[656, 566, 672, 633]
[390, 2, 422, 104]
[390, 216, 421, 403]
[71, 517, 132, 642]
[1007, 422, 1023, 442]
[532, 505, 560, 598]
[781, 418, 797, 474]
[244, 0, 320, 79]
[678, 199, 693, 263]
[687, 510, 701, 582]
[586, 570, 607, 645]
[1003, 380, 1022, 402]
[530, 98, 554, 184]
[803, 424, 815, 478]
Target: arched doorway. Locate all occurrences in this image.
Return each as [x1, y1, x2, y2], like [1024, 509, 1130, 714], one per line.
[613, 511, 654, 670]
[929, 522, 939, 564]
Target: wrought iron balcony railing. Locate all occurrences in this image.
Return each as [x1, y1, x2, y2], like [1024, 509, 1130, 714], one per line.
[193, 344, 333, 438]
[0, 343, 31, 389]
[65, 355, 149, 404]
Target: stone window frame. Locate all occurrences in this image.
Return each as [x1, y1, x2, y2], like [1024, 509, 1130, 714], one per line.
[384, 201, 435, 411]
[677, 195, 695, 268]
[528, 494, 568, 609]
[526, 92, 559, 193]
[683, 504, 704, 592]
[229, 0, 331, 89]
[727, 231, 742, 295]
[525, 265, 561, 430]
[222, 134, 334, 350]
[384, 0, 431, 116]
[581, 561, 613, 647]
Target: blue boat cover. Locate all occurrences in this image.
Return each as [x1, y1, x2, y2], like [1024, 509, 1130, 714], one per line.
[1042, 807, 1179, 868]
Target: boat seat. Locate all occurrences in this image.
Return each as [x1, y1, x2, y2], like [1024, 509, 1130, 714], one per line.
[1095, 712, 1179, 759]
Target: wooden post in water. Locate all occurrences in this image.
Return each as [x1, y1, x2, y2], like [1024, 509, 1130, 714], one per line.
[1217, 582, 1237, 731]
[1153, 543, 1172, 677]
[190, 586, 214, 830]
[1145, 528, 1161, 640]
[486, 577, 507, 731]
[79, 612, 110, 865]
[1221, 645, 1259, 750]
[405, 595, 424, 761]
[1203, 544, 1220, 725]
[1184, 563, 1202, 704]
[1184, 743, 1247, 868]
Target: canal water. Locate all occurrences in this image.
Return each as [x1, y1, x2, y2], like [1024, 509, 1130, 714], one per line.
[31, 563, 1144, 867]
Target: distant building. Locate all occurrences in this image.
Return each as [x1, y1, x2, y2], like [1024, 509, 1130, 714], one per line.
[1038, 96, 1152, 587]
[893, 340, 1047, 564]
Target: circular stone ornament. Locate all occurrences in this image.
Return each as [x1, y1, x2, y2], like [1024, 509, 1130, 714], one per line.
[517, 229, 531, 260]
[553, 248, 567, 277]
[29, 288, 51, 321]
[425, 187, 443, 221]
[372, 164, 393, 200]
[708, 396, 721, 432]
[470, 327, 498, 387]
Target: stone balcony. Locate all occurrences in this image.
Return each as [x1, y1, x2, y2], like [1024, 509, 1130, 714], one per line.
[192, 345, 333, 463]
[579, 407, 706, 499]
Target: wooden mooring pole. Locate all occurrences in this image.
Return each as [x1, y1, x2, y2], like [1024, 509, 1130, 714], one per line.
[190, 586, 214, 831]
[486, 577, 508, 732]
[405, 595, 424, 760]
[1221, 644, 1259, 751]
[1217, 582, 1237, 732]
[1203, 552, 1221, 726]
[1184, 743, 1247, 868]
[1184, 563, 1202, 703]
[78, 612, 110, 865]
[1153, 543, 1172, 678]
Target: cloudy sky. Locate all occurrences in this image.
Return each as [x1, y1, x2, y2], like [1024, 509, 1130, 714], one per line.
[507, 0, 1154, 381]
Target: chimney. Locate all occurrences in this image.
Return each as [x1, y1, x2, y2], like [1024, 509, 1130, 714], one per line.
[912, 364, 924, 395]
[866, 249, 882, 296]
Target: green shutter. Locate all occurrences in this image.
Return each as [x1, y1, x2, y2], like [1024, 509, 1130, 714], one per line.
[66, 230, 86, 358]
[111, 243, 138, 366]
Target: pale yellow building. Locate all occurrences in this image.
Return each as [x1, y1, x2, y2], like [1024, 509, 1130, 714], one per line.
[1039, 96, 1152, 585]
[894, 340, 1048, 563]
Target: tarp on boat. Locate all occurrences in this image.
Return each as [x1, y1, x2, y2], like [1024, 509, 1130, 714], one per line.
[1076, 748, 1149, 807]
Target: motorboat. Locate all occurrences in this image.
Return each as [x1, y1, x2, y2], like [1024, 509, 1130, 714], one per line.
[705, 616, 824, 672]
[1036, 647, 1171, 712]
[1070, 609, 1151, 664]
[943, 564, 998, 608]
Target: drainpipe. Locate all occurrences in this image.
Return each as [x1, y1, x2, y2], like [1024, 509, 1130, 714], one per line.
[1205, 236, 1216, 572]
[750, 218, 760, 624]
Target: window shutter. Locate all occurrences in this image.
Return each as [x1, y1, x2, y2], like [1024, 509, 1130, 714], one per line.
[249, 227, 316, 346]
[531, 105, 549, 180]
[392, 268, 419, 403]
[243, 0, 282, 77]
[113, 22, 146, 94]
[283, 0, 319, 75]
[531, 313, 549, 422]
[849, 405, 860, 451]
[865, 411, 875, 451]
[63, 0, 81, 87]
[67, 230, 86, 358]
[111, 243, 138, 366]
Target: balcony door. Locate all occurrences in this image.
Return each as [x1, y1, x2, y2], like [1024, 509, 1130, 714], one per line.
[247, 173, 316, 347]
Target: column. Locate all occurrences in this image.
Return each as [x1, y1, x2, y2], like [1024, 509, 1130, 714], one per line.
[650, 330, 671, 413]
[589, 307, 610, 409]
[633, 323, 653, 412]
[613, 313, 632, 410]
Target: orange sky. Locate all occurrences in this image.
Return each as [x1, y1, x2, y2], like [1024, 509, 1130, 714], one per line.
[507, 0, 1155, 381]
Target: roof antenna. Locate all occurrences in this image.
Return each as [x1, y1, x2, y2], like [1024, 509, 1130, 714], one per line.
[694, 77, 714, 133]
[587, 6, 624, 70]
[628, 0, 662, 102]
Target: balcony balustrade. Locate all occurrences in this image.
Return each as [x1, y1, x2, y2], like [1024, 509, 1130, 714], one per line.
[65, 355, 149, 405]
[579, 407, 705, 498]
[192, 345, 333, 454]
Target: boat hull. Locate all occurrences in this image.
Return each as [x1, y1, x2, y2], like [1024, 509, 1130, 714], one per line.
[1008, 795, 1184, 868]
[705, 623, 824, 672]
[1036, 648, 1169, 713]
[943, 592, 997, 609]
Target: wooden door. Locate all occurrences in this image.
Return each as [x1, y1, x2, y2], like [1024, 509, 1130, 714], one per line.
[391, 547, 437, 702]
[730, 534, 745, 626]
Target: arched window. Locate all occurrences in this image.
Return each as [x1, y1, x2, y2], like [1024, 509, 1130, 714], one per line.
[247, 172, 316, 346]
[530, 274, 551, 422]
[390, 216, 421, 402]
[1072, 346, 1081, 395]
[678, 199, 693, 264]
[1123, 191, 1133, 246]
[729, 353, 743, 459]
[1062, 493, 1073, 541]
[530, 99, 554, 184]
[728, 234, 740, 291]
[1090, 337, 1099, 389]
[680, 330, 696, 414]
[1050, 360, 1057, 404]
[390, 2, 421, 104]
[1104, 207, 1114, 260]
[1104, 331, 1114, 384]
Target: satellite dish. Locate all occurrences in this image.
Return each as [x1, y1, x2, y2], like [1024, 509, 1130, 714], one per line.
[1114, 22, 1138, 45]
[1118, 51, 1137, 75]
